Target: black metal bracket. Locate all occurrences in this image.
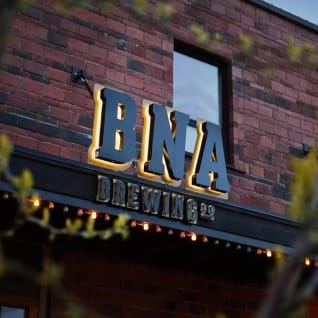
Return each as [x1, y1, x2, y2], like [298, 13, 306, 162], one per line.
[71, 67, 93, 98]
[71, 67, 87, 84]
[303, 144, 312, 156]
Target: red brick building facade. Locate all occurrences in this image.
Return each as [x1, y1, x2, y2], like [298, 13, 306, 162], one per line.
[0, 0, 318, 317]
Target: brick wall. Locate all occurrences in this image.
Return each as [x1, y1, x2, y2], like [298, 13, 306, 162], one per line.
[46, 233, 318, 318]
[0, 0, 317, 213]
[1, 2, 318, 317]
[54, 256, 261, 318]
[49, 236, 268, 318]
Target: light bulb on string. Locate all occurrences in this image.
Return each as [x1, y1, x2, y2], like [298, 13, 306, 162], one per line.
[33, 198, 40, 208]
[203, 236, 208, 243]
[77, 208, 84, 216]
[155, 225, 162, 233]
[168, 229, 173, 235]
[266, 249, 272, 258]
[91, 211, 97, 219]
[180, 232, 186, 239]
[143, 222, 149, 231]
[104, 213, 110, 221]
[130, 220, 137, 228]
[63, 206, 69, 213]
[305, 258, 311, 266]
[48, 201, 54, 209]
[3, 193, 9, 199]
[191, 233, 197, 241]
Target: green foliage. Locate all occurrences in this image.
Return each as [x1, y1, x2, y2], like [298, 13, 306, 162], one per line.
[0, 243, 7, 276]
[190, 25, 209, 45]
[0, 134, 13, 173]
[54, 0, 89, 11]
[12, 168, 34, 195]
[288, 305, 307, 318]
[289, 149, 318, 223]
[83, 214, 97, 238]
[113, 213, 130, 239]
[154, 3, 174, 20]
[65, 302, 85, 318]
[65, 218, 83, 234]
[132, 0, 147, 14]
[42, 207, 50, 225]
[286, 35, 318, 64]
[239, 33, 253, 56]
[37, 257, 63, 287]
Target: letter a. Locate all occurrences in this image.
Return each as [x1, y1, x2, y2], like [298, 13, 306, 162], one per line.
[186, 121, 230, 194]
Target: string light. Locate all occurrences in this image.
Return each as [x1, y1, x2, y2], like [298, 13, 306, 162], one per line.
[305, 258, 311, 266]
[33, 198, 40, 207]
[91, 211, 97, 219]
[143, 222, 149, 231]
[2, 197, 297, 262]
[191, 233, 197, 241]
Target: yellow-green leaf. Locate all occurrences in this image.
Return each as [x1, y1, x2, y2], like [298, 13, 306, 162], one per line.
[190, 25, 209, 45]
[132, 0, 147, 14]
[0, 134, 13, 172]
[113, 213, 130, 229]
[239, 33, 253, 55]
[13, 169, 34, 194]
[154, 3, 174, 20]
[42, 207, 50, 224]
[289, 149, 318, 222]
[38, 258, 63, 287]
[66, 302, 85, 318]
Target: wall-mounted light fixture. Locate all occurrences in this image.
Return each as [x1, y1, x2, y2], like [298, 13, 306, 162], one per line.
[71, 66, 93, 98]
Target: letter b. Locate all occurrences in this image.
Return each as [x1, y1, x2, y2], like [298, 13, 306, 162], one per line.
[98, 88, 136, 168]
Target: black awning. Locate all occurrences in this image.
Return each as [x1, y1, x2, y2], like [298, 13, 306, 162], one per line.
[0, 146, 303, 253]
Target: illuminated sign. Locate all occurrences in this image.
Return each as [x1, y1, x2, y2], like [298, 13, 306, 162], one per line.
[96, 175, 216, 225]
[88, 85, 229, 197]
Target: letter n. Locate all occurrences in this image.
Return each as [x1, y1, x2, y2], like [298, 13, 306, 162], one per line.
[138, 103, 189, 183]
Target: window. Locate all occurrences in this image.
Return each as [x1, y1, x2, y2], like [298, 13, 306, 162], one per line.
[0, 306, 25, 318]
[173, 41, 230, 156]
[0, 294, 38, 318]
